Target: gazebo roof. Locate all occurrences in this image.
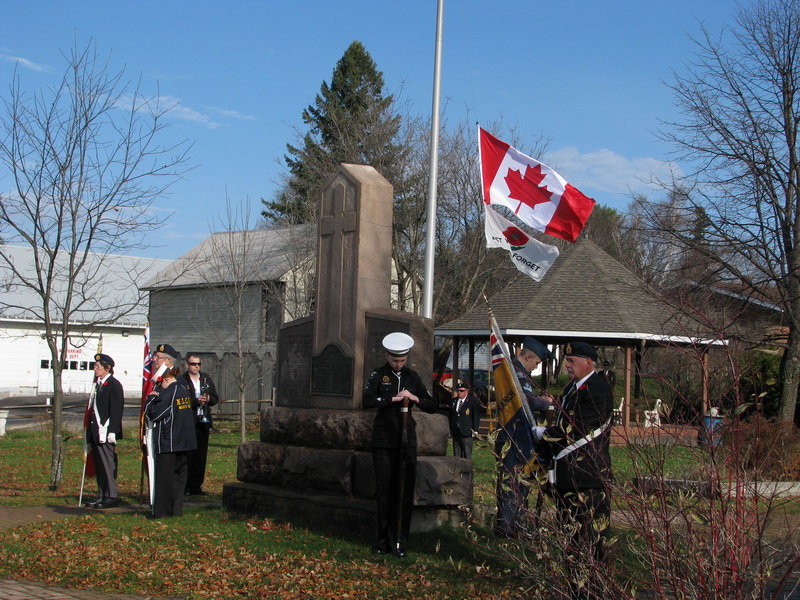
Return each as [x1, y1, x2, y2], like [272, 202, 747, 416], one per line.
[436, 239, 723, 348]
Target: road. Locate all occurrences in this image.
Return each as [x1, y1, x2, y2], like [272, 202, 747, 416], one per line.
[0, 395, 142, 433]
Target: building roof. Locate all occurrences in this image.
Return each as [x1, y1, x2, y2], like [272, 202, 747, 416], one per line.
[0, 245, 171, 326]
[436, 239, 723, 347]
[141, 225, 313, 291]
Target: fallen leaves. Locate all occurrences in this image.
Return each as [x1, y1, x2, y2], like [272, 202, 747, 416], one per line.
[0, 514, 517, 599]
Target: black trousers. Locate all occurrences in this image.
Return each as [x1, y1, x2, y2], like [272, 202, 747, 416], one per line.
[185, 426, 210, 493]
[372, 446, 417, 547]
[154, 451, 188, 518]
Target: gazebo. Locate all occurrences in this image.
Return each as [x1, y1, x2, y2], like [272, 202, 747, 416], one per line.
[435, 239, 725, 425]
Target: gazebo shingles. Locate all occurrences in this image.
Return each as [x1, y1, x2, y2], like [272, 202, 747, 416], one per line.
[437, 239, 710, 344]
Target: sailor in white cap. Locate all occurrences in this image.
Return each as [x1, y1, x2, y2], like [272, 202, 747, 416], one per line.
[363, 331, 436, 558]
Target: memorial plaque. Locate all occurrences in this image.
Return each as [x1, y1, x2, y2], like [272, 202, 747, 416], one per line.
[311, 344, 354, 396]
[275, 318, 313, 405]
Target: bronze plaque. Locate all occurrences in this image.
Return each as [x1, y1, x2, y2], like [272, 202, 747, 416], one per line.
[311, 344, 353, 396]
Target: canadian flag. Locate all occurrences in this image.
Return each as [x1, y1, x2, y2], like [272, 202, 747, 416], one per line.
[479, 127, 595, 243]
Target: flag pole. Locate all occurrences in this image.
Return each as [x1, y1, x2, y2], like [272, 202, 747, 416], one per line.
[421, 0, 444, 319]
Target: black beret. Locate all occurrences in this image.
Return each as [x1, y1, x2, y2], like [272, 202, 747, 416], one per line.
[94, 353, 114, 367]
[155, 344, 179, 359]
[564, 342, 598, 362]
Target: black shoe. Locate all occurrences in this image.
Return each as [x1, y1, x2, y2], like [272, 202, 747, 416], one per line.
[95, 498, 120, 509]
[85, 498, 103, 508]
[371, 540, 389, 555]
[392, 545, 407, 559]
[194, 489, 209, 496]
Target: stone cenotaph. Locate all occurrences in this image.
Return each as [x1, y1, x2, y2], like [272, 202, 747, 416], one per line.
[222, 164, 472, 534]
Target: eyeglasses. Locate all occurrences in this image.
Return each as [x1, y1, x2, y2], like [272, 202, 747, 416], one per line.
[187, 362, 201, 366]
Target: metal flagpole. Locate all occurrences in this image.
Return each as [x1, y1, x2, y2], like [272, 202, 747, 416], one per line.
[422, 0, 444, 319]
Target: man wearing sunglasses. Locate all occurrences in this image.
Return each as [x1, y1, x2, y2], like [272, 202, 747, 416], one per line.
[180, 353, 219, 496]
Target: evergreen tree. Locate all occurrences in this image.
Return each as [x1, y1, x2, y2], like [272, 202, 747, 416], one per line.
[263, 41, 403, 224]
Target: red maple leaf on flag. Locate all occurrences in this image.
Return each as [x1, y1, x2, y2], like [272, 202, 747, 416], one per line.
[505, 164, 553, 211]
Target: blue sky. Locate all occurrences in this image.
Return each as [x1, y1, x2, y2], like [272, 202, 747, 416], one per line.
[0, 1, 738, 259]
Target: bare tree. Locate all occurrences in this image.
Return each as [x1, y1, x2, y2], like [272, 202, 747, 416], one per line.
[0, 41, 190, 489]
[657, 0, 800, 422]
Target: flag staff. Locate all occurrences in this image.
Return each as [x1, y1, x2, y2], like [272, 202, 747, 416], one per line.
[421, 0, 444, 319]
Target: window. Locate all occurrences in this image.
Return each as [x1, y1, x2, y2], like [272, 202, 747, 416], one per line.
[40, 359, 50, 369]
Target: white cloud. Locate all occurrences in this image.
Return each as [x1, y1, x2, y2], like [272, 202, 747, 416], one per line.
[544, 147, 681, 197]
[0, 53, 49, 72]
[205, 106, 255, 121]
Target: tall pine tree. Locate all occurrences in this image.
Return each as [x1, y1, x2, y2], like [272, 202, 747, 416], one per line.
[264, 41, 403, 224]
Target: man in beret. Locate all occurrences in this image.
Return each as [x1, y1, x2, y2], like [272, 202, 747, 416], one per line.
[533, 342, 614, 598]
[363, 332, 437, 558]
[86, 353, 125, 508]
[494, 336, 554, 537]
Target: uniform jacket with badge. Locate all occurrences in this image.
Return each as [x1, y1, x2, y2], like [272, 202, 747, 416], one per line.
[179, 371, 219, 427]
[145, 380, 198, 454]
[512, 357, 551, 416]
[88, 375, 124, 444]
[363, 363, 437, 450]
[538, 372, 613, 490]
[450, 393, 480, 438]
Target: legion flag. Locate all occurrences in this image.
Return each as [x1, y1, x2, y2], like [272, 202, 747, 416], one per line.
[479, 127, 595, 243]
[489, 312, 537, 475]
[485, 204, 559, 282]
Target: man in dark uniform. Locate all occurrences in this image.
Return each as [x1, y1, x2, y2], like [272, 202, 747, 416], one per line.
[86, 353, 125, 508]
[601, 361, 616, 393]
[450, 383, 480, 458]
[495, 336, 553, 537]
[363, 332, 437, 558]
[180, 352, 219, 496]
[533, 342, 614, 599]
[145, 344, 197, 518]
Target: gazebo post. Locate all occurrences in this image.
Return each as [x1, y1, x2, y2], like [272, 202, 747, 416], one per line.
[702, 349, 710, 414]
[624, 346, 633, 425]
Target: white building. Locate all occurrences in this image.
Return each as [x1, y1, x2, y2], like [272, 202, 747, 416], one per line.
[0, 245, 171, 398]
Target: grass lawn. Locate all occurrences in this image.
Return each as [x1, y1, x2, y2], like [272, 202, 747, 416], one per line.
[0, 424, 528, 599]
[1, 422, 798, 599]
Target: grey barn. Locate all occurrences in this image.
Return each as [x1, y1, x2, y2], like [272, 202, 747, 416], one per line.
[142, 226, 314, 416]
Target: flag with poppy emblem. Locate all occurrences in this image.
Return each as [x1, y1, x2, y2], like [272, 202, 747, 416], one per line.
[479, 127, 595, 243]
[485, 205, 559, 282]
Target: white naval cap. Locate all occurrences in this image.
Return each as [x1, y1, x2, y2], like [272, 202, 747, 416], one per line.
[382, 332, 414, 356]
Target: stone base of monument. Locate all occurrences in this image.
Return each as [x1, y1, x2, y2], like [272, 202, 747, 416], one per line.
[222, 406, 474, 535]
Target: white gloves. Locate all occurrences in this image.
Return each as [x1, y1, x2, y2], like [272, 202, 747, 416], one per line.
[107, 432, 116, 445]
[531, 426, 546, 441]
